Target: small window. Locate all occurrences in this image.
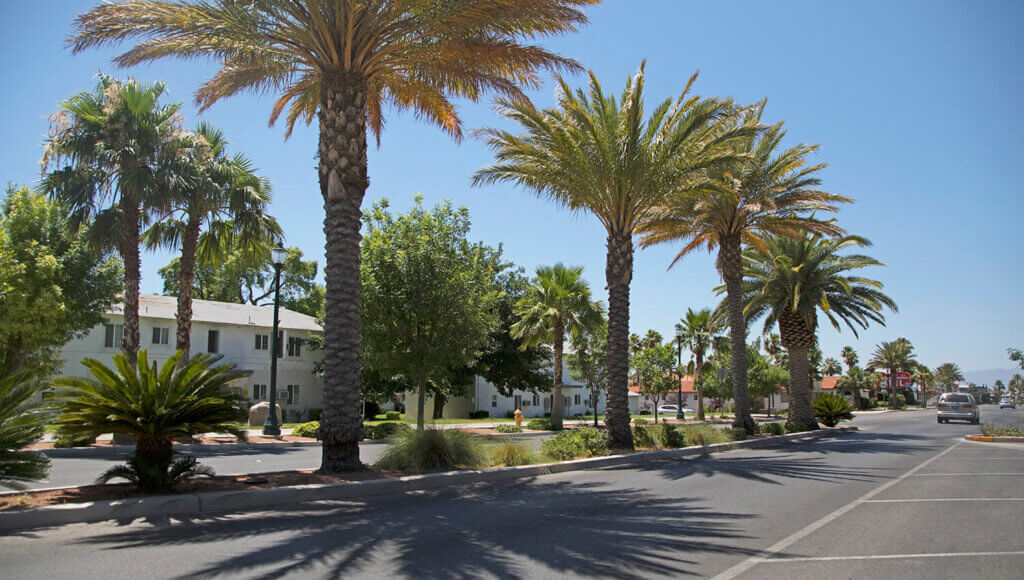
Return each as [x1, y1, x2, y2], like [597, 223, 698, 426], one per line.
[152, 327, 169, 345]
[207, 330, 220, 353]
[287, 336, 302, 357]
[491, 395, 498, 408]
[104, 324, 124, 348]
[574, 394, 581, 405]
[286, 385, 300, 405]
[253, 384, 267, 400]
[532, 393, 539, 406]
[255, 334, 269, 350]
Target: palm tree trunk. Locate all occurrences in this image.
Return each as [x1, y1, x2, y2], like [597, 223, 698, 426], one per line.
[852, 383, 865, 410]
[786, 345, 817, 428]
[119, 201, 142, 365]
[318, 72, 369, 472]
[174, 214, 201, 366]
[551, 317, 565, 430]
[718, 235, 756, 433]
[604, 230, 634, 450]
[695, 352, 706, 421]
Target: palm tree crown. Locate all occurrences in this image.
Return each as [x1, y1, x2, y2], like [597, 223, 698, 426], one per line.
[868, 339, 918, 394]
[677, 307, 722, 421]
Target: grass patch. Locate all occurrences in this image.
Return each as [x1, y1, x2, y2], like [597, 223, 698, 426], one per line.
[490, 441, 535, 467]
[374, 428, 485, 473]
[680, 424, 733, 446]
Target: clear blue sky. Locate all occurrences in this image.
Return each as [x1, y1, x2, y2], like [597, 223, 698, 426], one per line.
[2, 1, 1021, 377]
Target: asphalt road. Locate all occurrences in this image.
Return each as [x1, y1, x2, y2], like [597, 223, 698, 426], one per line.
[2, 406, 1022, 579]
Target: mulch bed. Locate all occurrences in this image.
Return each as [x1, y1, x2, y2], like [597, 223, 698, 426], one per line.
[0, 469, 389, 512]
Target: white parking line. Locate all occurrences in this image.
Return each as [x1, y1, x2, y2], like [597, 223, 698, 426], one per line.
[712, 442, 963, 580]
[863, 498, 1024, 503]
[757, 550, 1024, 563]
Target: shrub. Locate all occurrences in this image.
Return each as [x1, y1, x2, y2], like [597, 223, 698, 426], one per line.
[364, 421, 411, 440]
[306, 408, 322, 422]
[654, 423, 685, 448]
[491, 442, 535, 466]
[638, 410, 652, 416]
[632, 425, 657, 448]
[867, 397, 879, 409]
[385, 411, 402, 420]
[892, 394, 906, 410]
[0, 370, 51, 488]
[374, 428, 485, 473]
[363, 401, 381, 420]
[542, 427, 608, 460]
[760, 422, 785, 436]
[468, 410, 490, 419]
[979, 424, 1024, 437]
[633, 418, 649, 426]
[813, 392, 856, 427]
[783, 421, 805, 434]
[729, 426, 747, 441]
[53, 434, 96, 448]
[526, 418, 555, 431]
[292, 421, 320, 438]
[681, 424, 731, 446]
[494, 424, 522, 434]
[98, 452, 214, 493]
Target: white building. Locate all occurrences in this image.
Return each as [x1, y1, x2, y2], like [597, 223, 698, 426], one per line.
[57, 294, 324, 421]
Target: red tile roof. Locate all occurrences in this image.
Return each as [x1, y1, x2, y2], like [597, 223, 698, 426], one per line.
[629, 375, 697, 394]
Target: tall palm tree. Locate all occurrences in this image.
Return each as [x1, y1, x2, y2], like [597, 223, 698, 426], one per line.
[839, 345, 865, 409]
[70, 0, 596, 472]
[739, 233, 897, 429]
[143, 123, 282, 363]
[840, 346, 859, 369]
[475, 65, 754, 449]
[511, 264, 603, 430]
[639, 108, 850, 433]
[933, 362, 965, 393]
[822, 357, 843, 377]
[867, 339, 918, 398]
[41, 75, 181, 363]
[677, 307, 722, 421]
[913, 365, 934, 407]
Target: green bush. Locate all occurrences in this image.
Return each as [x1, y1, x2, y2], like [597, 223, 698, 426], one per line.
[632, 425, 657, 448]
[374, 428, 485, 473]
[0, 370, 51, 488]
[867, 397, 879, 409]
[468, 410, 490, 419]
[491, 442, 535, 466]
[681, 424, 731, 446]
[385, 411, 402, 420]
[813, 392, 856, 427]
[638, 410, 652, 415]
[729, 426, 747, 441]
[526, 417, 559, 431]
[53, 433, 96, 448]
[364, 421, 411, 440]
[292, 421, 320, 438]
[979, 424, 1024, 437]
[760, 422, 784, 436]
[892, 394, 906, 410]
[783, 421, 805, 434]
[307, 408, 322, 422]
[493, 424, 522, 434]
[98, 451, 214, 493]
[633, 418, 649, 426]
[542, 427, 608, 460]
[654, 423, 685, 448]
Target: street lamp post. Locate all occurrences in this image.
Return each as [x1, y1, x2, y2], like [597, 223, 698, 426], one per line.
[675, 325, 685, 420]
[263, 245, 288, 437]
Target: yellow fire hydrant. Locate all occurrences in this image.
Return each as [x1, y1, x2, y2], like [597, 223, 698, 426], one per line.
[514, 408, 523, 428]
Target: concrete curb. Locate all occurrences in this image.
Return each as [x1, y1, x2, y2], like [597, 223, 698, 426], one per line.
[964, 435, 1024, 443]
[0, 426, 856, 532]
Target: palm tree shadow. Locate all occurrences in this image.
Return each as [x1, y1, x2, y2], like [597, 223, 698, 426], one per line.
[646, 452, 884, 485]
[74, 479, 762, 578]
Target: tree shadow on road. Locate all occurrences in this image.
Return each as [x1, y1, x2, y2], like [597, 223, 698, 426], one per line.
[645, 453, 884, 485]
[71, 479, 761, 579]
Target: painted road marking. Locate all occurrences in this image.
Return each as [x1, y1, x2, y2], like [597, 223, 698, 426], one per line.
[863, 498, 1024, 503]
[757, 550, 1024, 563]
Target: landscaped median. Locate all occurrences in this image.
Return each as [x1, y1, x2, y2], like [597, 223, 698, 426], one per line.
[965, 423, 1024, 443]
[0, 425, 856, 532]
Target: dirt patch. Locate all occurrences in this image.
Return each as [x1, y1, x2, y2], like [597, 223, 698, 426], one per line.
[0, 469, 389, 512]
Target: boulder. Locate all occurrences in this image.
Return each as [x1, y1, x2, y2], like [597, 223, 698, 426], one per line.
[249, 401, 284, 427]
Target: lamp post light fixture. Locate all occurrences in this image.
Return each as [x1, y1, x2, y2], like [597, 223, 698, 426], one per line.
[675, 325, 685, 420]
[263, 244, 288, 437]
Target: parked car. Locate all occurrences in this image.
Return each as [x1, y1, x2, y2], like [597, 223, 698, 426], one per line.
[999, 398, 1016, 409]
[936, 393, 980, 424]
[656, 404, 694, 416]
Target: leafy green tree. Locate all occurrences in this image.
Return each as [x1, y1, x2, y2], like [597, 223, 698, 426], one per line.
[41, 76, 183, 363]
[143, 123, 281, 362]
[71, 0, 596, 474]
[631, 339, 677, 423]
[1008, 348, 1024, 371]
[360, 197, 499, 430]
[1009, 374, 1024, 403]
[639, 106, 850, 433]
[933, 362, 965, 393]
[992, 379, 1005, 399]
[836, 367, 875, 410]
[0, 186, 122, 376]
[701, 339, 786, 413]
[476, 64, 753, 449]
[158, 245, 322, 317]
[822, 357, 843, 377]
[568, 324, 608, 428]
[0, 370, 51, 489]
[512, 264, 604, 429]
[740, 233, 896, 429]
[677, 307, 722, 420]
[868, 338, 918, 397]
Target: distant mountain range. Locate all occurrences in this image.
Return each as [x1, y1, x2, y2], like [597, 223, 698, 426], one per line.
[963, 368, 1019, 386]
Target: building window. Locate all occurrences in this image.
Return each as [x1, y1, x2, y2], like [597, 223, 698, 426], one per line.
[255, 334, 269, 351]
[491, 395, 498, 408]
[286, 385, 300, 405]
[151, 327, 169, 345]
[276, 331, 283, 358]
[287, 336, 302, 357]
[207, 330, 220, 353]
[574, 394, 581, 405]
[104, 323, 124, 348]
[253, 384, 268, 400]
[532, 393, 539, 406]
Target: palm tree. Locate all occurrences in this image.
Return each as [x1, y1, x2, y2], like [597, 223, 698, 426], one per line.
[639, 109, 850, 433]
[933, 362, 965, 393]
[739, 233, 897, 429]
[511, 264, 603, 430]
[840, 346, 859, 369]
[41, 75, 181, 363]
[475, 65, 754, 449]
[70, 0, 595, 472]
[913, 365, 934, 407]
[822, 357, 843, 377]
[677, 308, 722, 421]
[143, 123, 282, 363]
[867, 339, 918, 398]
[839, 346, 865, 409]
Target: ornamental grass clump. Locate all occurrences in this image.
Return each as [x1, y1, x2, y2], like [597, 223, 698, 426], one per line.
[681, 424, 732, 447]
[374, 428, 485, 473]
[654, 423, 685, 448]
[632, 425, 657, 449]
[490, 441, 535, 467]
[812, 392, 856, 427]
[759, 422, 785, 436]
[542, 427, 608, 460]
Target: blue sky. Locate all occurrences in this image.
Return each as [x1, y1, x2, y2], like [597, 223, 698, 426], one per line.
[2, 1, 1021, 378]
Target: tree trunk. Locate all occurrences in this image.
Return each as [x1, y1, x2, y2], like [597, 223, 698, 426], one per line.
[695, 352, 706, 422]
[119, 201, 142, 365]
[593, 391, 600, 428]
[718, 235, 756, 433]
[174, 213, 201, 366]
[779, 308, 819, 430]
[852, 382, 865, 410]
[416, 376, 427, 431]
[318, 71, 369, 472]
[551, 317, 565, 430]
[604, 230, 634, 450]
[432, 390, 446, 420]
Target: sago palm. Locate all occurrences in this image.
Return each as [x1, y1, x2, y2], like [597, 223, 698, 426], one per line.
[738, 233, 896, 429]
[639, 107, 850, 433]
[511, 264, 604, 429]
[69, 0, 595, 473]
[0, 370, 51, 489]
[475, 64, 754, 449]
[677, 307, 722, 421]
[41, 75, 182, 362]
[867, 338, 917, 397]
[143, 123, 282, 363]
